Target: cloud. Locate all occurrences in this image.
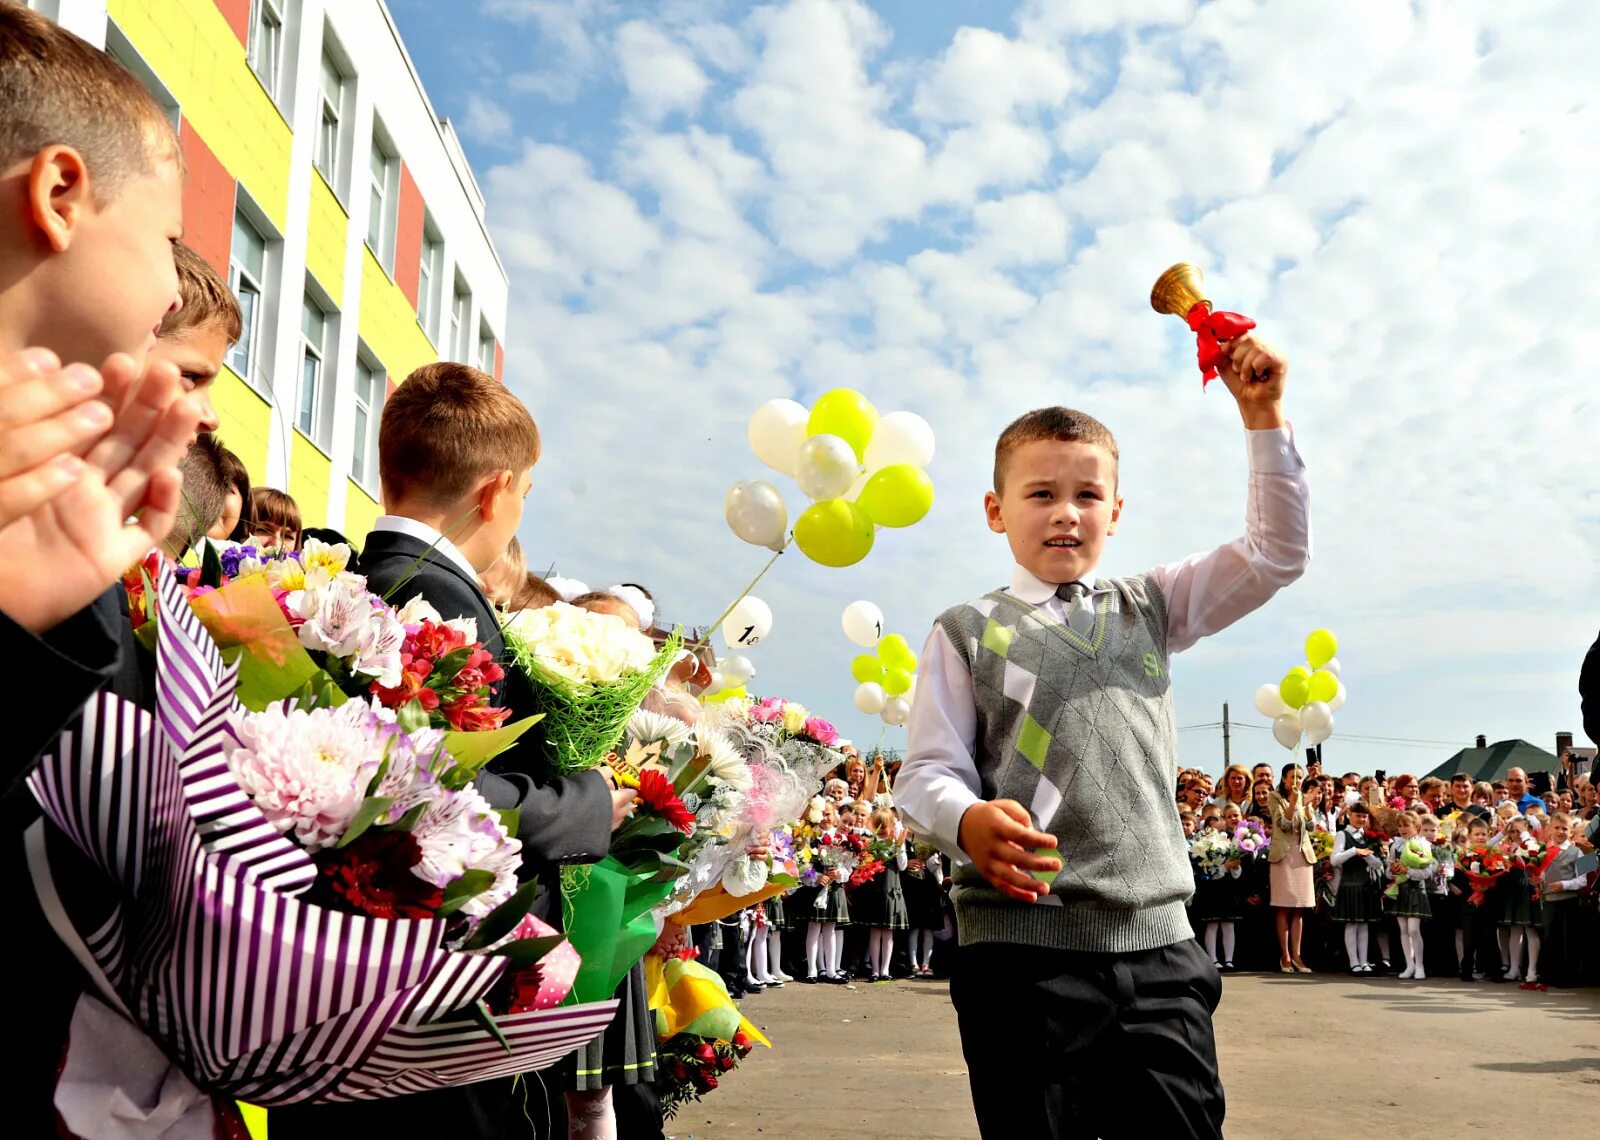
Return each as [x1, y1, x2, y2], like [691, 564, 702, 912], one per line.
[460, 93, 514, 145]
[448, 0, 1600, 770]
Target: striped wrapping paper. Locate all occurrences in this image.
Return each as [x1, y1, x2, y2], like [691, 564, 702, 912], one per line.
[28, 567, 617, 1104]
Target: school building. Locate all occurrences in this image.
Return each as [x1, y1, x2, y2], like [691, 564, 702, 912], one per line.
[32, 0, 509, 538]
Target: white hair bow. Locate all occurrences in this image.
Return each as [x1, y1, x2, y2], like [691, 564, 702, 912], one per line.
[605, 584, 654, 630]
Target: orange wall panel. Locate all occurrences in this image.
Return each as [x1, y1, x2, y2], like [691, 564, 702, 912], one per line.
[214, 0, 250, 47]
[394, 160, 424, 310]
[179, 123, 235, 277]
[494, 340, 504, 383]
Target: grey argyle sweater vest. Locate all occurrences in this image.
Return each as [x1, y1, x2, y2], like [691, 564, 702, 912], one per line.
[940, 575, 1194, 953]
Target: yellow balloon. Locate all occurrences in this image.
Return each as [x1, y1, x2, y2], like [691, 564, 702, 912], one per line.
[1305, 628, 1338, 669]
[856, 463, 934, 529]
[807, 389, 879, 461]
[793, 499, 875, 567]
[852, 654, 885, 684]
[877, 633, 918, 673]
[1307, 669, 1339, 704]
[704, 684, 747, 705]
[1279, 670, 1310, 710]
[882, 667, 913, 696]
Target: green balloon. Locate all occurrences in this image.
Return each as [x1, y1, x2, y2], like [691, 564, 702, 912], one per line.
[1307, 669, 1339, 704]
[852, 654, 885, 684]
[877, 633, 918, 673]
[1305, 628, 1338, 669]
[807, 389, 879, 461]
[882, 667, 913, 696]
[1279, 670, 1310, 710]
[857, 464, 934, 529]
[793, 499, 875, 568]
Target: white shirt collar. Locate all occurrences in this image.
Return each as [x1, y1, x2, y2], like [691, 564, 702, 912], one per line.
[1007, 563, 1108, 605]
[372, 515, 479, 583]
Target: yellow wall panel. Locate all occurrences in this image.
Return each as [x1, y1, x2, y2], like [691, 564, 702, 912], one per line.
[358, 249, 436, 386]
[343, 481, 383, 546]
[212, 367, 271, 485]
[306, 175, 348, 302]
[289, 431, 333, 530]
[110, 0, 292, 228]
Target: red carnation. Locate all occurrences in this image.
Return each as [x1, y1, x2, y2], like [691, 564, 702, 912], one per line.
[313, 831, 443, 919]
[637, 769, 695, 834]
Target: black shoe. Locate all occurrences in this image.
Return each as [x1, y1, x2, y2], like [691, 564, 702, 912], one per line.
[1486, 971, 1507, 984]
[1375, 959, 1392, 974]
[825, 973, 849, 985]
[801, 974, 818, 984]
[744, 982, 764, 994]
[1458, 972, 1474, 983]
[1221, 962, 1237, 973]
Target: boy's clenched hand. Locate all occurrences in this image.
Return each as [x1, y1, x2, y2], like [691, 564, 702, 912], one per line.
[1215, 333, 1288, 430]
[958, 799, 1061, 904]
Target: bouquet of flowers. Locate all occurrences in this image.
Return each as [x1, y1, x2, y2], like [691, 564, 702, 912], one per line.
[658, 1032, 756, 1117]
[1384, 836, 1435, 899]
[1190, 829, 1232, 879]
[502, 601, 682, 775]
[1230, 820, 1268, 860]
[30, 569, 618, 1114]
[1308, 827, 1336, 862]
[646, 955, 770, 1118]
[1361, 829, 1392, 882]
[1460, 844, 1509, 906]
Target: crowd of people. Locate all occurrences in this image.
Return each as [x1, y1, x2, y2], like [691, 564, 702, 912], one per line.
[1177, 761, 1600, 986]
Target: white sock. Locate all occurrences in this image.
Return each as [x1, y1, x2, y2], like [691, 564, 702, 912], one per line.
[1376, 930, 1392, 961]
[1344, 925, 1361, 967]
[1203, 922, 1219, 962]
[767, 929, 786, 977]
[1357, 924, 1370, 967]
[751, 933, 769, 982]
[1507, 926, 1524, 978]
[566, 1087, 616, 1140]
[1498, 927, 1511, 970]
[923, 929, 938, 967]
[1406, 917, 1424, 972]
[805, 922, 822, 977]
[823, 922, 840, 975]
[1524, 926, 1541, 979]
[1221, 922, 1236, 964]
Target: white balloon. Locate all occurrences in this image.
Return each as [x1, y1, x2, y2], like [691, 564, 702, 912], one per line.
[1253, 682, 1290, 719]
[721, 596, 773, 651]
[795, 434, 859, 501]
[1272, 711, 1303, 750]
[864, 410, 936, 472]
[723, 479, 788, 551]
[882, 696, 911, 727]
[1321, 656, 1341, 678]
[1328, 681, 1347, 713]
[748, 399, 809, 477]
[841, 600, 885, 648]
[847, 470, 870, 501]
[854, 682, 887, 715]
[1299, 701, 1332, 736]
[721, 655, 756, 684]
[1306, 714, 1335, 746]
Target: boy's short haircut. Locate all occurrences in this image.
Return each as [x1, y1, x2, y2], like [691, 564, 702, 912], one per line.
[1474, 781, 1494, 797]
[1417, 813, 1438, 828]
[162, 242, 242, 343]
[172, 434, 228, 557]
[1397, 810, 1420, 828]
[993, 406, 1119, 494]
[215, 443, 252, 541]
[0, 4, 178, 197]
[250, 487, 301, 540]
[1467, 819, 1490, 834]
[379, 362, 539, 507]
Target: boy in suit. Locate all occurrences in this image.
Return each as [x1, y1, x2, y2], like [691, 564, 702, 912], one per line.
[0, 6, 209, 1132]
[1539, 813, 1590, 987]
[274, 361, 630, 1139]
[896, 332, 1309, 1139]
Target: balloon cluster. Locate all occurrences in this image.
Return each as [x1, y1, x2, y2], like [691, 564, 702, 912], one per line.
[840, 600, 918, 728]
[1253, 628, 1347, 751]
[726, 391, 936, 568]
[700, 596, 774, 704]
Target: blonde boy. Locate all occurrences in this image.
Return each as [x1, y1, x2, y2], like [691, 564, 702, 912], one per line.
[897, 333, 1307, 1138]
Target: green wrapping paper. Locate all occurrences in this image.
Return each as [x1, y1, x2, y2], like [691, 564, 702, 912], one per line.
[561, 856, 679, 1004]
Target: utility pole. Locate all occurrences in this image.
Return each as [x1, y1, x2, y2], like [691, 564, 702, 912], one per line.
[1222, 701, 1230, 767]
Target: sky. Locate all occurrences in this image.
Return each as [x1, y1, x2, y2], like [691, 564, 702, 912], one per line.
[386, 0, 1600, 778]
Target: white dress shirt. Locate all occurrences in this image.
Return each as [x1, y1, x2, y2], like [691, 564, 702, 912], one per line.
[897, 427, 1310, 859]
[371, 514, 480, 582]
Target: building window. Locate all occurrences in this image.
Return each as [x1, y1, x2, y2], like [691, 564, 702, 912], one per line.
[352, 354, 383, 489]
[316, 45, 345, 190]
[298, 295, 329, 442]
[449, 283, 471, 364]
[248, 0, 286, 102]
[417, 225, 441, 340]
[478, 323, 496, 374]
[366, 129, 396, 269]
[227, 209, 270, 389]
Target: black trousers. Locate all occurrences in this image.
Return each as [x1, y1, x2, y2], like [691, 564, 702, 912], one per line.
[1459, 900, 1502, 979]
[1540, 902, 1579, 987]
[950, 938, 1224, 1140]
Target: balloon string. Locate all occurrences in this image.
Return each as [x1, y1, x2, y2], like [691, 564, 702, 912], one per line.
[697, 538, 789, 654]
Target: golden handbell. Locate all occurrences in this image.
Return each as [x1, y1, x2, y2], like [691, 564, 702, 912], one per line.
[1150, 262, 1210, 319]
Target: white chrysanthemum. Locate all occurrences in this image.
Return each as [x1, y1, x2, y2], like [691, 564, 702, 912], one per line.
[699, 731, 753, 792]
[629, 708, 693, 750]
[410, 784, 523, 918]
[226, 701, 382, 851]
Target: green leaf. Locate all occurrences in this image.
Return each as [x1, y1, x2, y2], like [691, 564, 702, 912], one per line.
[363, 749, 394, 799]
[333, 795, 395, 849]
[491, 933, 567, 970]
[396, 699, 432, 734]
[467, 998, 511, 1054]
[462, 877, 541, 951]
[442, 716, 543, 777]
[496, 807, 520, 836]
[392, 801, 429, 833]
[768, 872, 798, 889]
[199, 539, 224, 589]
[432, 645, 476, 680]
[436, 868, 498, 918]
